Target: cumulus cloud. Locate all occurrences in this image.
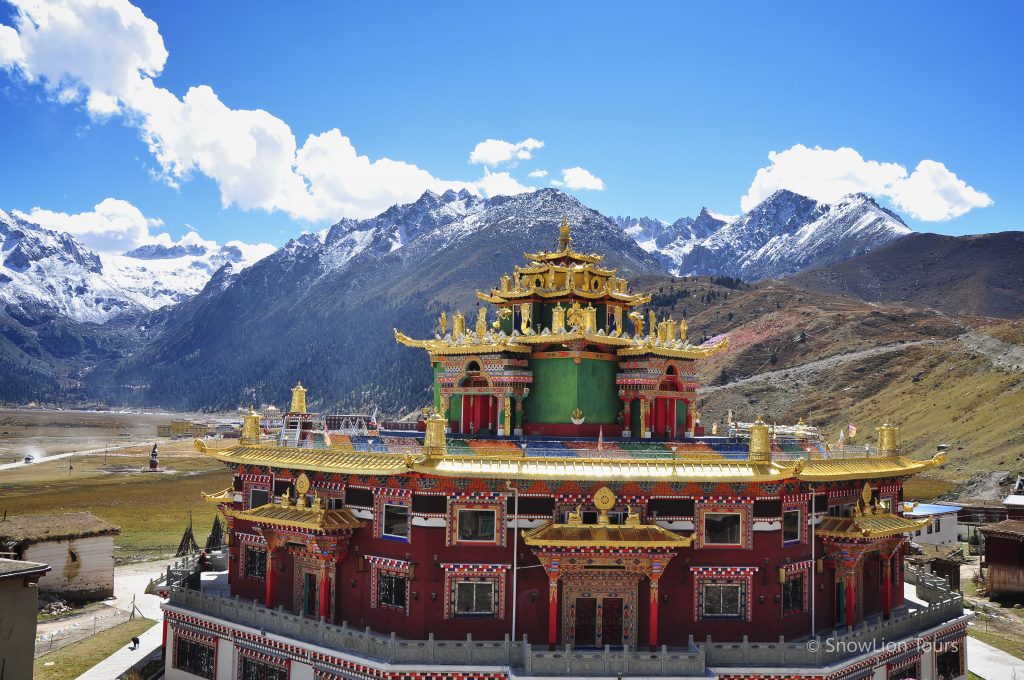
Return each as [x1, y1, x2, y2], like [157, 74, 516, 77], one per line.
[476, 169, 535, 197]
[742, 144, 992, 221]
[0, 0, 484, 221]
[17, 197, 274, 258]
[20, 198, 165, 253]
[527, 169, 548, 178]
[558, 167, 606, 191]
[469, 138, 544, 166]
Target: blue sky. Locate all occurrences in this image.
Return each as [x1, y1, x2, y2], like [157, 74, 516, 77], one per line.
[0, 1, 1021, 253]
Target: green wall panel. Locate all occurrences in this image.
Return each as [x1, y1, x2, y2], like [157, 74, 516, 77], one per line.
[524, 356, 619, 424]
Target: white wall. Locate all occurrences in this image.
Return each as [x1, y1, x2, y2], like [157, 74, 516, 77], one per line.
[24, 535, 115, 598]
[216, 637, 235, 680]
[912, 513, 959, 547]
[291, 661, 315, 680]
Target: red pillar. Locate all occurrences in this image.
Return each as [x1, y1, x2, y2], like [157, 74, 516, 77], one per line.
[161, 617, 168, 651]
[548, 578, 559, 649]
[648, 578, 660, 651]
[845, 573, 856, 628]
[882, 558, 892, 620]
[685, 399, 693, 433]
[622, 400, 631, 435]
[319, 564, 331, 620]
[265, 550, 276, 608]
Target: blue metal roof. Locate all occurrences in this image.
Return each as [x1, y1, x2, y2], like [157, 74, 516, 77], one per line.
[904, 502, 961, 516]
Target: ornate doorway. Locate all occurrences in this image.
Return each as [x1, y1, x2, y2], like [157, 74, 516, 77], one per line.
[563, 572, 638, 649]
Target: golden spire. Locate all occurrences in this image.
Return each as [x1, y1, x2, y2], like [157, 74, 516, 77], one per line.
[558, 214, 572, 251]
[241, 406, 261, 445]
[290, 382, 307, 414]
[749, 415, 772, 462]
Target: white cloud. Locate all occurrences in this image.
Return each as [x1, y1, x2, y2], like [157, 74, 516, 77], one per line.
[475, 169, 535, 197]
[559, 166, 606, 191]
[527, 169, 548, 178]
[20, 198, 165, 253]
[0, 0, 481, 223]
[742, 144, 992, 221]
[17, 197, 274, 259]
[469, 138, 544, 166]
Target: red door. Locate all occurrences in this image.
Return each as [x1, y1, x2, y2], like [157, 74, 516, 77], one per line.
[574, 598, 597, 646]
[602, 597, 623, 646]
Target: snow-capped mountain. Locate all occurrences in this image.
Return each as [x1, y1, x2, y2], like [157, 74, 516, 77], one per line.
[0, 209, 273, 324]
[650, 191, 910, 280]
[103, 189, 665, 411]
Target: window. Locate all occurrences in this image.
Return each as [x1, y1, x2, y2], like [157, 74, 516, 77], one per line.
[700, 582, 744, 619]
[244, 547, 267, 580]
[454, 581, 496, 616]
[828, 503, 852, 518]
[457, 509, 497, 542]
[934, 518, 941, 533]
[174, 637, 214, 679]
[704, 513, 742, 545]
[249, 488, 270, 509]
[782, 509, 801, 543]
[378, 573, 407, 609]
[877, 497, 891, 512]
[783, 574, 804, 614]
[382, 504, 409, 539]
[927, 521, 934, 534]
[240, 657, 287, 680]
[936, 645, 964, 680]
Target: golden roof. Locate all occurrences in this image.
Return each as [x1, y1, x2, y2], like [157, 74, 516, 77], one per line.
[816, 482, 928, 540]
[201, 443, 411, 475]
[523, 216, 605, 265]
[229, 501, 363, 533]
[394, 326, 728, 360]
[816, 513, 928, 540]
[198, 440, 945, 483]
[522, 521, 693, 549]
[477, 286, 651, 306]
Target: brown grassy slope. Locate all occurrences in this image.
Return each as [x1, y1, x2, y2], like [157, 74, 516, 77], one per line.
[640, 281, 1024, 484]
[0, 451, 231, 561]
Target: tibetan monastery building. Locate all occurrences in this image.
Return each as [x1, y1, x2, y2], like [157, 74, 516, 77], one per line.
[163, 220, 969, 680]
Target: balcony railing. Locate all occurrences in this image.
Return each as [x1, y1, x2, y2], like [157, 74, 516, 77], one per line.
[164, 573, 966, 676]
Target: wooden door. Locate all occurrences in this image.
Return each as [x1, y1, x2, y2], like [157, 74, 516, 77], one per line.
[574, 597, 597, 646]
[602, 597, 623, 646]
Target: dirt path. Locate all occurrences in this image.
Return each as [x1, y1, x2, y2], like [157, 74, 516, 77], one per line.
[36, 556, 176, 643]
[700, 339, 942, 395]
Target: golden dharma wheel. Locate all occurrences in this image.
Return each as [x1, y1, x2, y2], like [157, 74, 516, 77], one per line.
[296, 473, 311, 496]
[593, 486, 616, 511]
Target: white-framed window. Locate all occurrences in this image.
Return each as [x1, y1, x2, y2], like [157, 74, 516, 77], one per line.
[704, 512, 742, 545]
[457, 508, 497, 542]
[454, 580, 496, 616]
[382, 503, 409, 539]
[174, 637, 214, 679]
[782, 508, 801, 543]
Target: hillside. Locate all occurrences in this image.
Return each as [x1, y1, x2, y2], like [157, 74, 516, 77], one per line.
[785, 231, 1024, 318]
[641, 280, 1024, 485]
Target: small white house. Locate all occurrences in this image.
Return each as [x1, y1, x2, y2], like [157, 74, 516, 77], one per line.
[0, 512, 119, 601]
[904, 503, 961, 547]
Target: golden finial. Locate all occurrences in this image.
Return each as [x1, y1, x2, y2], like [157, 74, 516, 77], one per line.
[440, 311, 447, 335]
[290, 382, 307, 414]
[453, 310, 466, 338]
[476, 306, 488, 338]
[558, 214, 572, 251]
[749, 415, 772, 462]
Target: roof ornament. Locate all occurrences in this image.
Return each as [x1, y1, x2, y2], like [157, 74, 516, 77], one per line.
[558, 214, 572, 251]
[290, 382, 307, 414]
[748, 415, 772, 462]
[439, 311, 447, 335]
[876, 421, 898, 455]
